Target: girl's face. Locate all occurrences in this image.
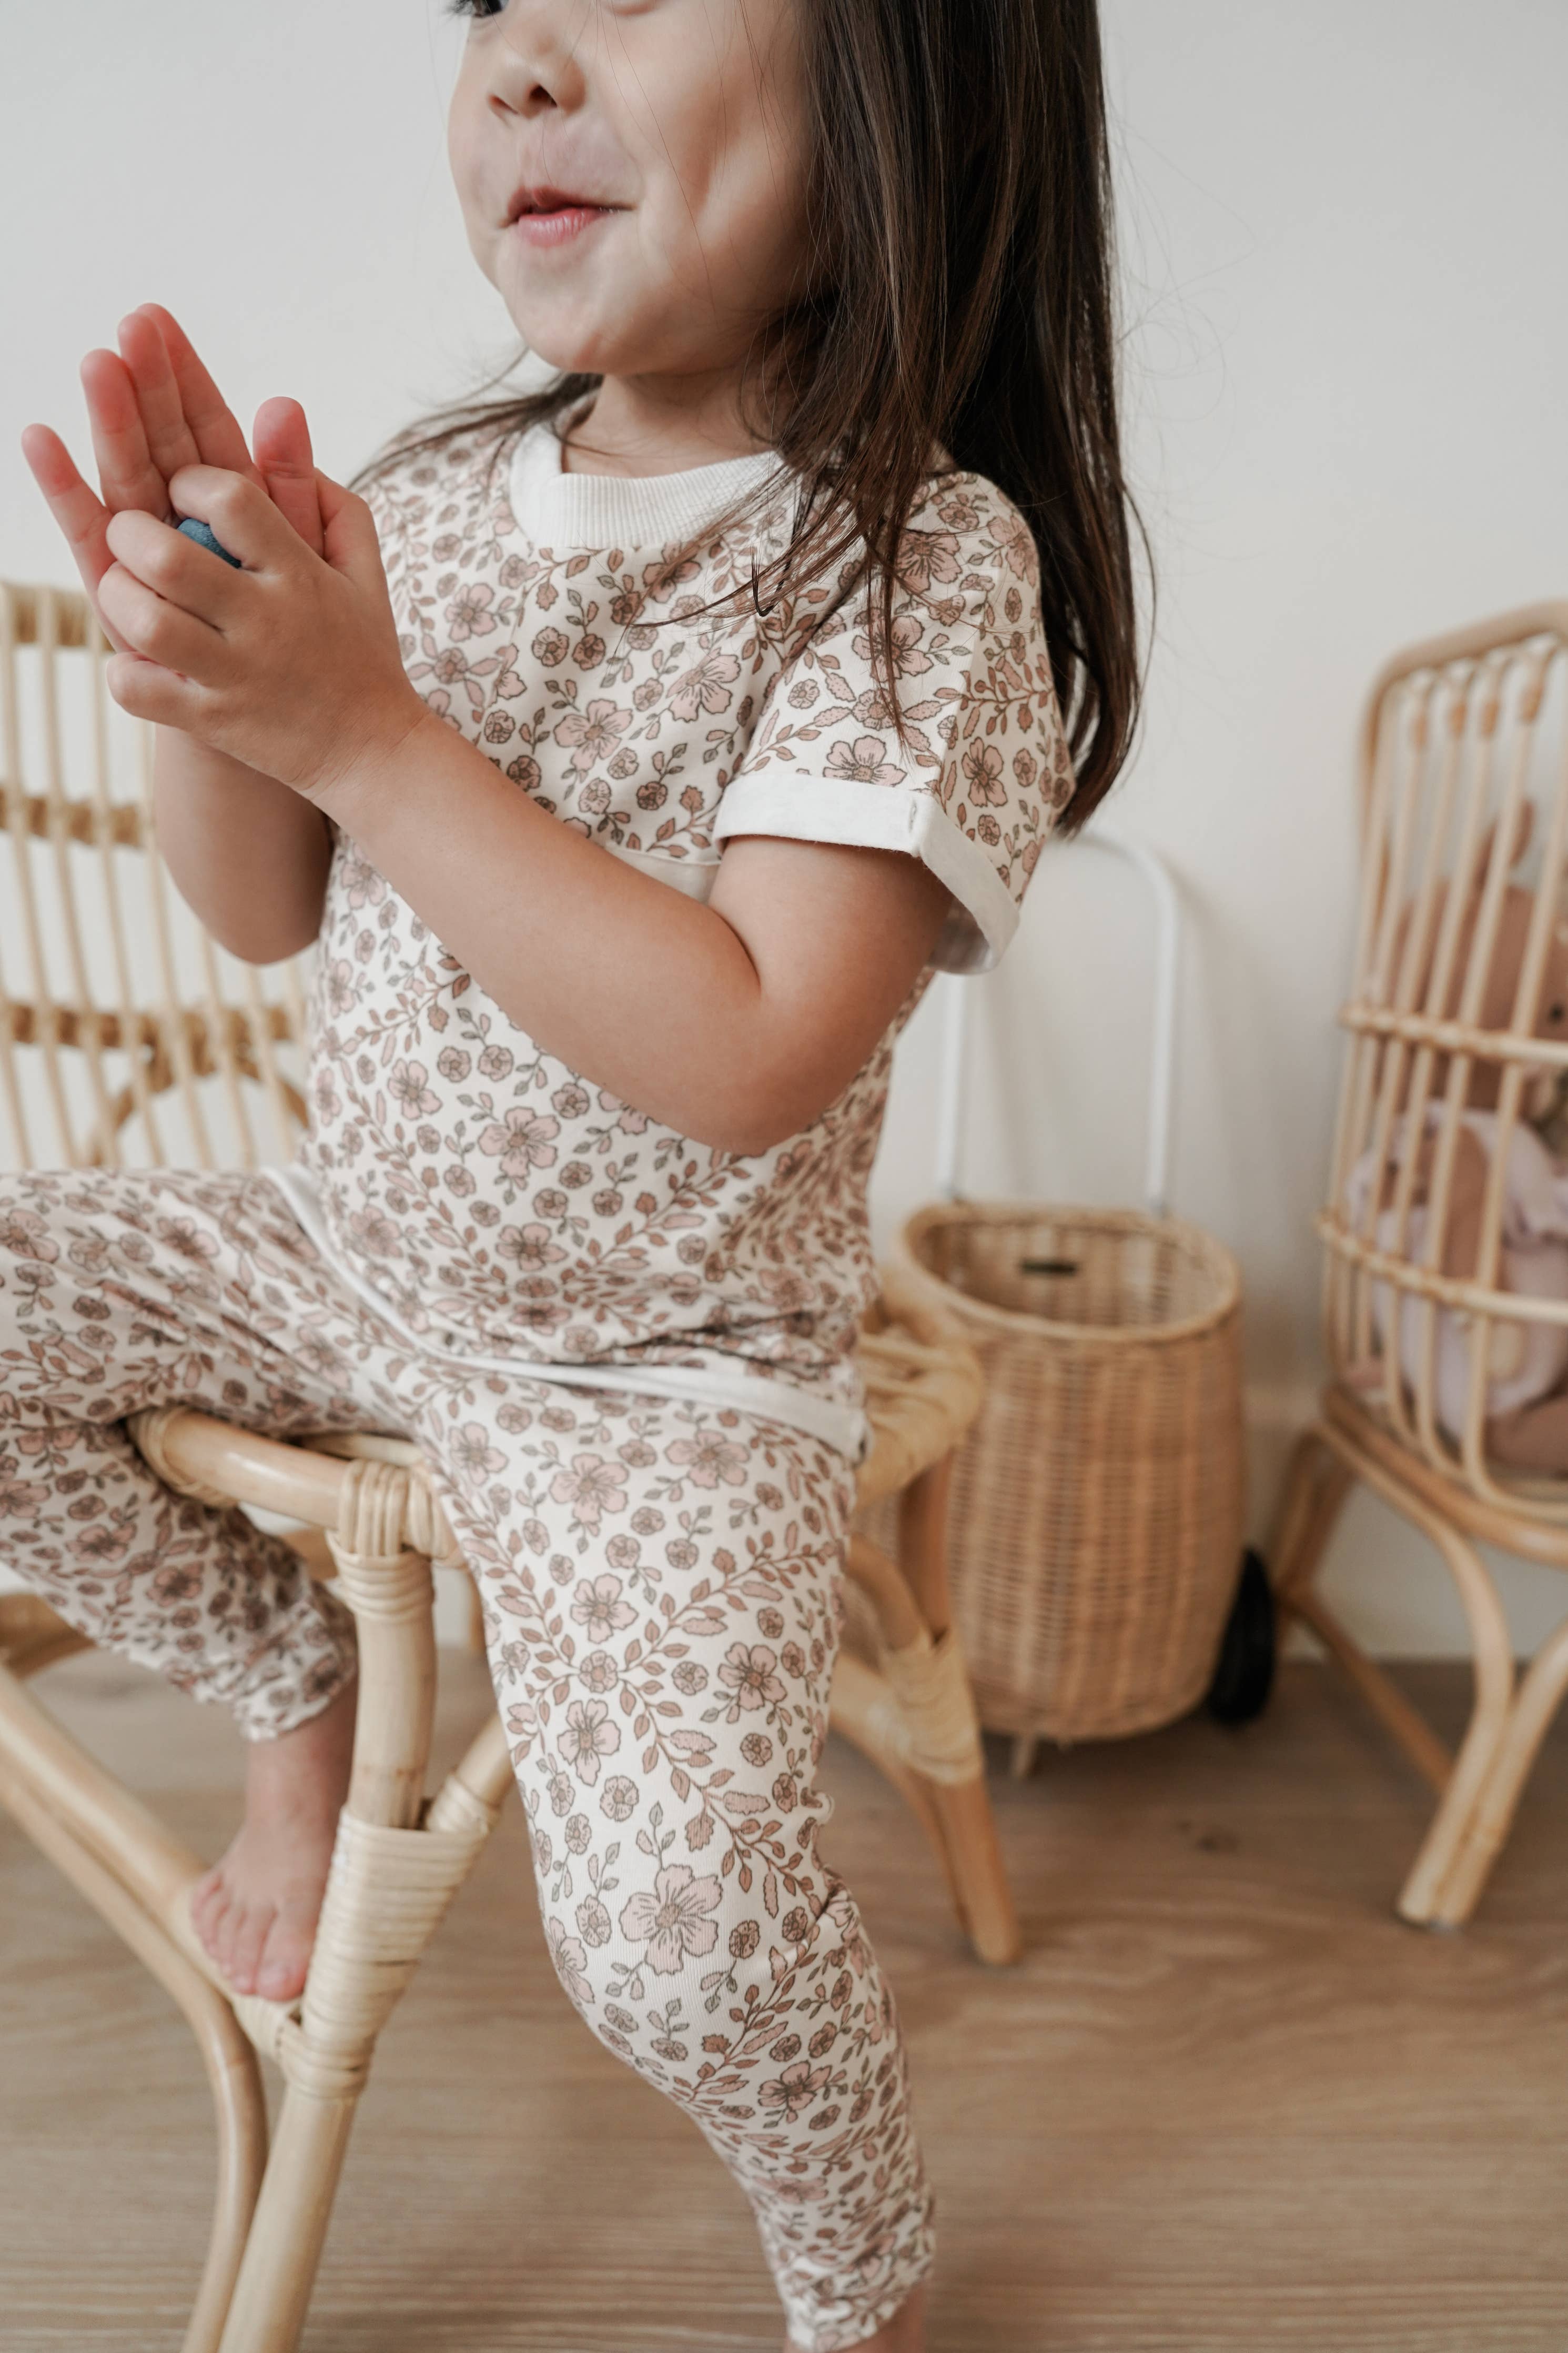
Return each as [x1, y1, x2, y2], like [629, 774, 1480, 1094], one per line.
[448, 0, 813, 389]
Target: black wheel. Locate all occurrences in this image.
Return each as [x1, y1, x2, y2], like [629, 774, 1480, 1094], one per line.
[1205, 1547, 1276, 1724]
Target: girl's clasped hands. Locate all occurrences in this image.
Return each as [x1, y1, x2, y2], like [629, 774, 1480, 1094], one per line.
[22, 305, 430, 807]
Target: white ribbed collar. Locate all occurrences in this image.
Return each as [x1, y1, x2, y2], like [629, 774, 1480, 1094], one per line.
[509, 418, 789, 551]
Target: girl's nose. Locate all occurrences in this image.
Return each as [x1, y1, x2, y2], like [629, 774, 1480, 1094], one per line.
[482, 4, 590, 119]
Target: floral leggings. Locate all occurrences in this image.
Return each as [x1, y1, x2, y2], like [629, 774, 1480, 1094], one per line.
[0, 1166, 933, 2350]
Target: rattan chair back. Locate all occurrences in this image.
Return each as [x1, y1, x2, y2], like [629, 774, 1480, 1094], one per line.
[0, 581, 308, 1173]
[1317, 599, 1568, 1517]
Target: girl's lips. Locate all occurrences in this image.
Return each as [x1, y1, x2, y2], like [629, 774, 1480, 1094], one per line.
[512, 205, 616, 248]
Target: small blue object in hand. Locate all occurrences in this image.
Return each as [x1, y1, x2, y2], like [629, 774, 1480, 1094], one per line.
[175, 516, 242, 568]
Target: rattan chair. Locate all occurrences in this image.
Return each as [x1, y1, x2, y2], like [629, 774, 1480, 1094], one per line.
[0, 578, 1019, 2353]
[1272, 598, 1568, 1928]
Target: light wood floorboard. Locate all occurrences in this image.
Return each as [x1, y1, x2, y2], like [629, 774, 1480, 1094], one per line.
[3, 1655, 1567, 2350]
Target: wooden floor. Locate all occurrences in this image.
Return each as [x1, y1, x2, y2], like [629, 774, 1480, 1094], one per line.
[4, 1654, 1568, 2352]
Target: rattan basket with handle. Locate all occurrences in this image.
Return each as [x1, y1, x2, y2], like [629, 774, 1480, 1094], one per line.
[884, 833, 1247, 1747]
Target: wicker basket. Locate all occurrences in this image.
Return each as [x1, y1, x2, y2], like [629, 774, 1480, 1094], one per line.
[887, 1196, 1245, 1745]
[860, 829, 1252, 1749]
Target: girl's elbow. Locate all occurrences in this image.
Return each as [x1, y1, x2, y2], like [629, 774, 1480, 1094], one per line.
[692, 1077, 830, 1159]
[707, 1118, 791, 1159]
[206, 906, 323, 966]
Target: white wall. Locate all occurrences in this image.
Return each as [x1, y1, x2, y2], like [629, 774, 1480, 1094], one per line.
[4, 2, 1567, 1654]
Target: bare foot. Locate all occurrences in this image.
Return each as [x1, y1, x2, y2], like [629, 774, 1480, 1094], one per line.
[189, 1676, 358, 2002]
[787, 2284, 926, 2353]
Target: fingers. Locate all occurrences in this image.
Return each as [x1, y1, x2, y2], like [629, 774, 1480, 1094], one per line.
[253, 397, 326, 556]
[79, 345, 169, 518]
[86, 307, 322, 559]
[104, 505, 248, 627]
[167, 463, 308, 575]
[98, 504, 233, 692]
[104, 647, 202, 733]
[98, 550, 225, 680]
[20, 421, 107, 564]
[115, 308, 208, 494]
[223, 1898, 277, 1999]
[316, 469, 385, 585]
[18, 423, 130, 651]
[137, 305, 258, 480]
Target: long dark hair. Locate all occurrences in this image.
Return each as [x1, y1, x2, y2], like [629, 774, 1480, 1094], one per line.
[362, 0, 1147, 831]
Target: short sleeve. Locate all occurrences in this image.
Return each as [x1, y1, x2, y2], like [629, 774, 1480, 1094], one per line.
[711, 471, 1074, 972]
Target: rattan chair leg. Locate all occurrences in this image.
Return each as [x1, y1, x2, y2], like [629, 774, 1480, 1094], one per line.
[0, 1580, 493, 2353]
[214, 1520, 449, 2353]
[925, 1773, 1022, 1965]
[1292, 1421, 1518, 1926]
[827, 1651, 956, 1883]
[895, 1457, 956, 1635]
[1269, 1424, 1355, 1606]
[327, 1480, 441, 1832]
[0, 1661, 269, 2351]
[8, 1799, 268, 2353]
[839, 1527, 1021, 1964]
[1427, 1609, 1568, 1925]
[217, 2093, 359, 2353]
[1270, 1425, 1450, 1793]
[1284, 1583, 1452, 1794]
[846, 1535, 924, 1651]
[897, 1459, 1022, 1963]
[429, 1710, 516, 1827]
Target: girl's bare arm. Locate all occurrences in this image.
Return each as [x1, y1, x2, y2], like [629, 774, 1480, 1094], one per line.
[151, 727, 331, 963]
[322, 709, 954, 1157]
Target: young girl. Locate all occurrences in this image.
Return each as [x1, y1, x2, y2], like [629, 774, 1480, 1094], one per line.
[16, 2, 1141, 2344]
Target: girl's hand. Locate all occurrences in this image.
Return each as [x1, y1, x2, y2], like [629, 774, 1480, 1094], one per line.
[96, 464, 429, 805]
[21, 305, 325, 652]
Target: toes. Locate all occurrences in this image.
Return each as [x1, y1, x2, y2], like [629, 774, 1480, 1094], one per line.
[214, 1893, 248, 1983]
[192, 1877, 231, 1965]
[224, 1897, 278, 1997]
[256, 1909, 314, 2003]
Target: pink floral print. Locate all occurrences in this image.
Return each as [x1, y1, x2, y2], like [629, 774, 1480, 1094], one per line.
[618, 1863, 723, 1972]
[282, 421, 1065, 1454]
[0, 1163, 933, 2348]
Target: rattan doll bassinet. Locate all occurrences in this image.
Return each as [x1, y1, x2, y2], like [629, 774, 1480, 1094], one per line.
[1272, 599, 1568, 1926]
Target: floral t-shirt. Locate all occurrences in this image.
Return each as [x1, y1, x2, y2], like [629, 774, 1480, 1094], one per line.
[267, 415, 1071, 1459]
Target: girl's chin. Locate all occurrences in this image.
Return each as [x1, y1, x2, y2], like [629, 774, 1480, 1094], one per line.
[499, 309, 647, 386]
[490, 277, 620, 371]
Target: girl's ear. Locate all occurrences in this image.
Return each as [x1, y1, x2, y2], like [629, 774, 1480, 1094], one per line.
[251, 396, 326, 557]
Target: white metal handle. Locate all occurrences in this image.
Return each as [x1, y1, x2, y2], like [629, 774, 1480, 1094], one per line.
[933, 826, 1182, 1219]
